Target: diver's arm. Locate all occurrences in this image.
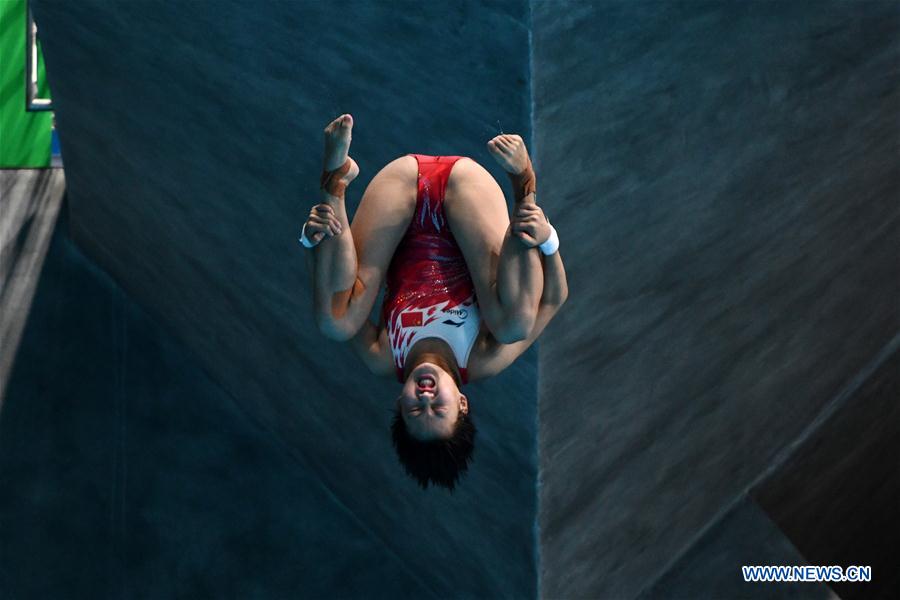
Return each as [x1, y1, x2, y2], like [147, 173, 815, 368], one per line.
[349, 318, 395, 377]
[536, 246, 568, 306]
[468, 251, 568, 381]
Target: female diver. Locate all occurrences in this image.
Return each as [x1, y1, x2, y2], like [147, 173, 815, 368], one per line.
[301, 114, 568, 490]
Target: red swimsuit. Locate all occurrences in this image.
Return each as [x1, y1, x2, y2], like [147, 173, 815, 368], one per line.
[381, 154, 481, 384]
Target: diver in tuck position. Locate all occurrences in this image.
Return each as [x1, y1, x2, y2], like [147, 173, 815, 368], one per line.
[301, 114, 568, 491]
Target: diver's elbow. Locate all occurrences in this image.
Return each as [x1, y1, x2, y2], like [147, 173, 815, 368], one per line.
[494, 312, 534, 344]
[545, 286, 568, 307]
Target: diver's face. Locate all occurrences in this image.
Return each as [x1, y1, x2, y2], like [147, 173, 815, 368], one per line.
[397, 362, 468, 441]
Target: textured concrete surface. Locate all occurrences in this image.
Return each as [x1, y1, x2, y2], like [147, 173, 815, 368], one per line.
[638, 496, 834, 600]
[753, 344, 900, 600]
[642, 338, 900, 599]
[9, 1, 900, 597]
[0, 200, 434, 598]
[27, 1, 536, 597]
[532, 1, 900, 598]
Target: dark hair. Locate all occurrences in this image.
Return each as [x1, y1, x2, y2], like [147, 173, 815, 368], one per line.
[390, 408, 477, 491]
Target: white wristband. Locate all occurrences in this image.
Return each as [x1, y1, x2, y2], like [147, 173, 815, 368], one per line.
[539, 224, 559, 255]
[299, 222, 316, 248]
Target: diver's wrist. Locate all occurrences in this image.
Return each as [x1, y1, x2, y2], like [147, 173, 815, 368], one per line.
[538, 224, 559, 255]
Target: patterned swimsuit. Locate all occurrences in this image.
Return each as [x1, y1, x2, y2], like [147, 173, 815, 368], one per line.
[381, 154, 481, 384]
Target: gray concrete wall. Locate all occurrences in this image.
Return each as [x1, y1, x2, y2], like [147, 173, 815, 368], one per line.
[12, 1, 900, 597]
[0, 169, 66, 401]
[532, 1, 899, 598]
[638, 496, 833, 600]
[752, 340, 900, 600]
[27, 1, 536, 597]
[1, 177, 432, 598]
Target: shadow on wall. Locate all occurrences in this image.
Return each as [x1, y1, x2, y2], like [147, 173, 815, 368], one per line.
[0, 170, 65, 404]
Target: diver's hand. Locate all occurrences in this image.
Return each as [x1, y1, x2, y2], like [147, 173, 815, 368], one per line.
[303, 203, 342, 247]
[511, 203, 550, 248]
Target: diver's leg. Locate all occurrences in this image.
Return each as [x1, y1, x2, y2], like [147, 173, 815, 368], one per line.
[486, 134, 544, 333]
[487, 134, 537, 203]
[344, 153, 417, 307]
[443, 148, 543, 344]
[308, 116, 416, 340]
[310, 113, 359, 313]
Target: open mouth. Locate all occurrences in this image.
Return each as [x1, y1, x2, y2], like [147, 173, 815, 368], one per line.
[417, 375, 436, 389]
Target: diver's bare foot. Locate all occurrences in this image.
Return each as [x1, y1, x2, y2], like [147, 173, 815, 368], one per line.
[488, 133, 536, 203]
[487, 134, 531, 175]
[323, 113, 359, 185]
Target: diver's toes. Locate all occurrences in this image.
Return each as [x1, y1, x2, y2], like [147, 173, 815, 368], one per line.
[325, 114, 353, 136]
[322, 114, 355, 172]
